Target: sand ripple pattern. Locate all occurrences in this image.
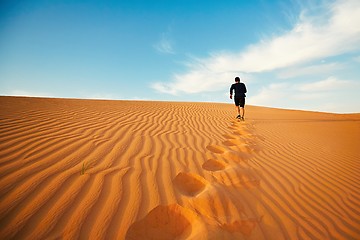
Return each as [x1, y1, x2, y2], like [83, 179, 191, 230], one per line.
[0, 97, 360, 240]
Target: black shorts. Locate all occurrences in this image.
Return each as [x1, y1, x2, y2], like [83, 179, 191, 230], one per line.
[234, 97, 245, 107]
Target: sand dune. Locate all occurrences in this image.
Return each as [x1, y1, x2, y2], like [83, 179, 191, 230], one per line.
[0, 96, 359, 239]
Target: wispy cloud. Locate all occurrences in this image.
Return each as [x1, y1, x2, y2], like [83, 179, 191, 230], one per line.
[153, 32, 174, 54]
[277, 62, 344, 79]
[82, 93, 118, 100]
[354, 55, 360, 63]
[248, 76, 358, 112]
[152, 68, 236, 94]
[152, 0, 360, 95]
[3, 90, 54, 98]
[298, 76, 351, 92]
[129, 96, 150, 101]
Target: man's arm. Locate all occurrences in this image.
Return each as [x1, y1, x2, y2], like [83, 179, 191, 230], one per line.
[230, 84, 234, 99]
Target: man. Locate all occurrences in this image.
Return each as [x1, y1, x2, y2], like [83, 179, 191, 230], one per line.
[230, 76, 247, 120]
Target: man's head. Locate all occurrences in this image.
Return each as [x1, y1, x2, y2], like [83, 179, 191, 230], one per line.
[235, 77, 240, 82]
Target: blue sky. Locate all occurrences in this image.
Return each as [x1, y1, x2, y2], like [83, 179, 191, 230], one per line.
[1, 0, 359, 113]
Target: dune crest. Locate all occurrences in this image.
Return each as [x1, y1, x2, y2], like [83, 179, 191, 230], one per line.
[0, 96, 359, 239]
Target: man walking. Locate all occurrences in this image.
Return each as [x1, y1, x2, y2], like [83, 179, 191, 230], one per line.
[230, 76, 247, 120]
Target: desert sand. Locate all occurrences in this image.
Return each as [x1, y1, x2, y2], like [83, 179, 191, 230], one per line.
[0, 96, 359, 240]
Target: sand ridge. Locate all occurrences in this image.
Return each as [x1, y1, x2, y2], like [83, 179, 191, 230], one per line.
[0, 96, 360, 239]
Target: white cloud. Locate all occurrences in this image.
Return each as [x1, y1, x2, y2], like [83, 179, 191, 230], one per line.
[129, 96, 150, 101]
[2, 90, 54, 98]
[354, 55, 360, 63]
[152, 82, 178, 95]
[248, 83, 291, 107]
[277, 62, 344, 79]
[298, 76, 351, 92]
[248, 76, 358, 112]
[83, 93, 117, 100]
[151, 69, 255, 95]
[152, 0, 360, 95]
[152, 63, 252, 94]
[153, 33, 174, 54]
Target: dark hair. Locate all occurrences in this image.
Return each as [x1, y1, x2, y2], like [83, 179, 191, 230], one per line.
[235, 77, 240, 82]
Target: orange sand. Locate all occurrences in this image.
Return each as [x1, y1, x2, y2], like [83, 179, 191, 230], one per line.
[0, 96, 359, 239]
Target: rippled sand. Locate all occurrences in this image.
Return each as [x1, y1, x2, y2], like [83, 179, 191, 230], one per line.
[1, 96, 359, 239]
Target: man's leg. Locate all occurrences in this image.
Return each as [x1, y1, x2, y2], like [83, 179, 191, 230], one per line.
[240, 97, 245, 120]
[234, 98, 241, 118]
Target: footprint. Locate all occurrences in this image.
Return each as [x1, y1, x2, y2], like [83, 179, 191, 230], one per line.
[228, 126, 237, 131]
[214, 167, 260, 188]
[235, 143, 254, 153]
[222, 133, 237, 139]
[222, 138, 244, 147]
[223, 150, 249, 162]
[232, 127, 253, 136]
[202, 159, 226, 171]
[221, 219, 257, 236]
[173, 172, 207, 197]
[222, 140, 237, 146]
[243, 179, 261, 189]
[126, 204, 197, 240]
[206, 145, 226, 154]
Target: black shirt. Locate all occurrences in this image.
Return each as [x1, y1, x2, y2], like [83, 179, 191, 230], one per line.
[230, 82, 247, 97]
